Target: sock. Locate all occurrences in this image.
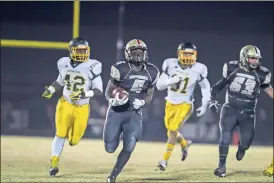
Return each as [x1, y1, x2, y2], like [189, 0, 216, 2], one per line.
[110, 150, 131, 178]
[179, 136, 188, 148]
[219, 144, 229, 166]
[52, 136, 65, 157]
[163, 143, 175, 161]
[177, 132, 188, 148]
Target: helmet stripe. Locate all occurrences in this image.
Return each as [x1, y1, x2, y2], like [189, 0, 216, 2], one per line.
[137, 39, 140, 45]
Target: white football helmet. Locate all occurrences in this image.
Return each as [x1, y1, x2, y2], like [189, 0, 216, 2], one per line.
[125, 39, 148, 65]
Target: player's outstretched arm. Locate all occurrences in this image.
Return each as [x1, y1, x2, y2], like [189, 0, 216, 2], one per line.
[211, 63, 230, 100]
[42, 75, 64, 99]
[198, 78, 211, 106]
[261, 72, 273, 98]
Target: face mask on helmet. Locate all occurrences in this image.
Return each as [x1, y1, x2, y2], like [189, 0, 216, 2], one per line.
[69, 45, 90, 62]
[178, 49, 197, 68]
[127, 48, 147, 65]
[246, 56, 260, 69]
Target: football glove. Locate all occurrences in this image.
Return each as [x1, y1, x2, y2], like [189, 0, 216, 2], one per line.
[196, 104, 207, 117]
[133, 98, 145, 110]
[109, 93, 129, 106]
[209, 99, 221, 114]
[42, 86, 53, 99]
[70, 90, 85, 101]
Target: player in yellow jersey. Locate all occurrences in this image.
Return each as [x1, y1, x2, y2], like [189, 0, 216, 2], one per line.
[156, 41, 211, 171]
[42, 37, 103, 176]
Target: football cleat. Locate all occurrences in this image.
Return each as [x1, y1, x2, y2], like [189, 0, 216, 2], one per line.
[214, 164, 226, 177]
[107, 176, 116, 183]
[236, 145, 246, 161]
[157, 160, 167, 171]
[263, 163, 273, 177]
[181, 140, 192, 161]
[49, 156, 59, 176]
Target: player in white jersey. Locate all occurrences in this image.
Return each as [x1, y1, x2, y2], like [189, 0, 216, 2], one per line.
[156, 41, 211, 171]
[42, 37, 103, 176]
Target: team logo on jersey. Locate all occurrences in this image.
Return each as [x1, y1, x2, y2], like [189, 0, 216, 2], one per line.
[129, 75, 148, 80]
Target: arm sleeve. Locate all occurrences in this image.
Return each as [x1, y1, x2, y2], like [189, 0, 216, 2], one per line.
[211, 63, 229, 99]
[56, 59, 65, 86]
[90, 62, 102, 80]
[110, 65, 121, 86]
[198, 77, 211, 106]
[56, 74, 65, 86]
[156, 72, 169, 91]
[260, 72, 271, 89]
[91, 75, 103, 92]
[198, 65, 208, 82]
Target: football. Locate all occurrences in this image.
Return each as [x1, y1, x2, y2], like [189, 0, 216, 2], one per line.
[112, 87, 128, 99]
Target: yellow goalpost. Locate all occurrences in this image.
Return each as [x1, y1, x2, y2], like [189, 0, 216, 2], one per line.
[0, 0, 80, 50]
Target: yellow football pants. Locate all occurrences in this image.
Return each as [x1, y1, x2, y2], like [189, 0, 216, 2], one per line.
[55, 97, 90, 146]
[164, 101, 193, 132]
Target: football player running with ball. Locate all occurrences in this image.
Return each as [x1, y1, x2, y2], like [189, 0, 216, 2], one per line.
[210, 45, 273, 177]
[156, 41, 211, 171]
[42, 37, 103, 176]
[104, 39, 159, 183]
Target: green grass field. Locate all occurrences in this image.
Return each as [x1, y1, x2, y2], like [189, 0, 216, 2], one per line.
[1, 135, 273, 182]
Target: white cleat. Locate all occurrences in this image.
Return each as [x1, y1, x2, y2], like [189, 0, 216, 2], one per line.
[157, 160, 168, 171]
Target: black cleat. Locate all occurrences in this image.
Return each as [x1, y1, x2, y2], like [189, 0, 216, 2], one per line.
[236, 146, 245, 161]
[107, 176, 116, 183]
[49, 167, 59, 176]
[214, 164, 226, 177]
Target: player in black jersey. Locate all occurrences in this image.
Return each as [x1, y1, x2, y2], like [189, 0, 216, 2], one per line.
[103, 39, 159, 182]
[210, 45, 273, 177]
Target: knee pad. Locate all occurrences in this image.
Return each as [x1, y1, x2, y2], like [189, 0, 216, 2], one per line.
[220, 132, 232, 145]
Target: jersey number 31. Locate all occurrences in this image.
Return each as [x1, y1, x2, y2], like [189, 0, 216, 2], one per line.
[171, 77, 189, 94]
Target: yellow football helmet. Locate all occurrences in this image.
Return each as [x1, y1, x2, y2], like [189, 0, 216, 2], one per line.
[177, 41, 197, 68]
[68, 37, 90, 62]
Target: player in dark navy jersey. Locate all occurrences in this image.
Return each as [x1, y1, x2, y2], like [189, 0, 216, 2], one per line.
[103, 39, 159, 182]
[210, 45, 273, 177]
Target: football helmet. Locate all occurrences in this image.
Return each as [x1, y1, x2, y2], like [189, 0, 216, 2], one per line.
[240, 45, 262, 70]
[68, 37, 90, 62]
[125, 39, 148, 65]
[177, 41, 197, 68]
